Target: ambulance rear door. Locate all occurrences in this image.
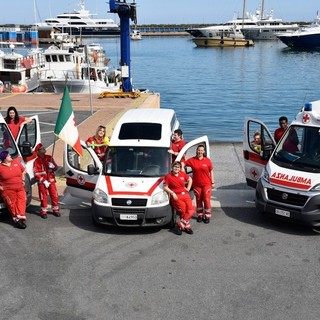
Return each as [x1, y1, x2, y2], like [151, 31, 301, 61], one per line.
[243, 118, 276, 188]
[16, 115, 41, 183]
[64, 140, 101, 201]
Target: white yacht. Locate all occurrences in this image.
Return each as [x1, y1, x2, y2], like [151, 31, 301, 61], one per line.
[41, 0, 120, 37]
[186, 1, 297, 41]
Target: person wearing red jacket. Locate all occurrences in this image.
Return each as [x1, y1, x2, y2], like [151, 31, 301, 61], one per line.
[33, 143, 59, 219]
[0, 151, 27, 229]
[164, 161, 194, 235]
[274, 116, 288, 143]
[168, 129, 186, 163]
[184, 144, 214, 224]
[86, 125, 109, 161]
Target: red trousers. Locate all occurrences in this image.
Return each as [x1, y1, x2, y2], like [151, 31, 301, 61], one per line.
[2, 188, 27, 221]
[37, 182, 59, 213]
[193, 185, 212, 218]
[170, 192, 194, 228]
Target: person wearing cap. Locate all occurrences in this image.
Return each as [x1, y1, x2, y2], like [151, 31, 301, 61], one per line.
[0, 150, 27, 229]
[86, 125, 109, 161]
[33, 144, 59, 219]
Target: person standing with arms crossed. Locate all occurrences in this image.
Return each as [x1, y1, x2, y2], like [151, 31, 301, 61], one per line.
[0, 151, 27, 229]
[164, 161, 194, 235]
[184, 144, 214, 224]
[33, 144, 60, 219]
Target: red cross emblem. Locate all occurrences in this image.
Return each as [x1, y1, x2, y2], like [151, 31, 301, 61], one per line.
[250, 167, 258, 179]
[77, 174, 85, 185]
[303, 113, 310, 123]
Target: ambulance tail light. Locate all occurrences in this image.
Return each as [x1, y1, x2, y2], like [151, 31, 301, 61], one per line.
[93, 188, 109, 204]
[151, 191, 169, 205]
[262, 169, 270, 183]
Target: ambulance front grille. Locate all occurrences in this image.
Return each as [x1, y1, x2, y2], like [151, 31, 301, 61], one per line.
[267, 189, 308, 206]
[112, 198, 148, 206]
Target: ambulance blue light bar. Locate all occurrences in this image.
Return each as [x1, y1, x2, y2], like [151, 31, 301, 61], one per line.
[304, 102, 312, 111]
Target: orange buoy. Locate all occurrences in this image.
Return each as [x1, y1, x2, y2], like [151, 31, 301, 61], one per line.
[19, 84, 27, 92]
[11, 86, 20, 93]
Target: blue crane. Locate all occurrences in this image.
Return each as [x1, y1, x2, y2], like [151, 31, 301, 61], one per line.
[109, 0, 137, 92]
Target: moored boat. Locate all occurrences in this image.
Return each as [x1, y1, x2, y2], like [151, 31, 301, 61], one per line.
[276, 14, 320, 48]
[38, 0, 120, 38]
[193, 36, 254, 47]
[130, 29, 142, 40]
[0, 43, 44, 93]
[38, 42, 121, 94]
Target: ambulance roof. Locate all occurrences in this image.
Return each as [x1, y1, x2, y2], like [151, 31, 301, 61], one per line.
[293, 100, 320, 126]
[110, 108, 179, 147]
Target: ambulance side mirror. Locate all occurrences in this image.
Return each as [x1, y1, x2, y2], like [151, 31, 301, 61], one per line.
[20, 141, 33, 157]
[87, 164, 100, 175]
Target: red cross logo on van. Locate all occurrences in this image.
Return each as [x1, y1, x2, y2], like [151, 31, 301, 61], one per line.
[303, 113, 310, 123]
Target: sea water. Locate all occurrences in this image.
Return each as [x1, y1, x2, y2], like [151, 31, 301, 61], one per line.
[87, 36, 320, 142]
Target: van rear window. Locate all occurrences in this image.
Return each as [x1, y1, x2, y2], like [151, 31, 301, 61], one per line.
[119, 123, 162, 140]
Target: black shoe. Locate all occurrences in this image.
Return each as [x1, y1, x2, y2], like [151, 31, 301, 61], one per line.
[52, 211, 61, 217]
[203, 217, 210, 224]
[40, 213, 48, 219]
[197, 216, 203, 223]
[15, 220, 27, 229]
[184, 228, 194, 235]
[175, 224, 182, 235]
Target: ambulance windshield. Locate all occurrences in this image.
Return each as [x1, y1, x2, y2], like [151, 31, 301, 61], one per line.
[104, 146, 170, 177]
[0, 124, 19, 159]
[272, 125, 320, 171]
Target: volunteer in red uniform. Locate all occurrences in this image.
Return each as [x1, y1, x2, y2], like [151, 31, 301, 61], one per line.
[5, 106, 32, 140]
[168, 129, 186, 163]
[0, 151, 27, 229]
[33, 144, 60, 219]
[274, 116, 288, 143]
[184, 144, 214, 224]
[164, 161, 194, 235]
[86, 125, 110, 161]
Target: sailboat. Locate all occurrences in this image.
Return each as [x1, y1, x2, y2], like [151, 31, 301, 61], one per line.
[192, 0, 254, 47]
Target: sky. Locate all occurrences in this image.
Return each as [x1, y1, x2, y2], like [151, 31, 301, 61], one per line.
[0, 0, 319, 25]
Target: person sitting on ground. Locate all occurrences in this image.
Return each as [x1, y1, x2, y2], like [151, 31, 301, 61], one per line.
[274, 116, 288, 143]
[86, 125, 110, 161]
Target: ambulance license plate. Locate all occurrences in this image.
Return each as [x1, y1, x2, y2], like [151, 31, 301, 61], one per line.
[120, 214, 137, 220]
[275, 208, 290, 217]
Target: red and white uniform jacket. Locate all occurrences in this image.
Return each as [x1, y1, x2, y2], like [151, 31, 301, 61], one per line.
[33, 155, 58, 184]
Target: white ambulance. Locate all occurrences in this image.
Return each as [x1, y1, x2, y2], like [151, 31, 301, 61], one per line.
[243, 101, 320, 228]
[64, 108, 210, 227]
[0, 113, 41, 209]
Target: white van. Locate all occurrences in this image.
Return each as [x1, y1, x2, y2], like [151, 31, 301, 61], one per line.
[243, 100, 320, 227]
[64, 108, 209, 227]
[0, 113, 41, 209]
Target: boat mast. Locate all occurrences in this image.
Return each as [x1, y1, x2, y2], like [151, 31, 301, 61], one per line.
[242, 0, 246, 29]
[261, 0, 265, 19]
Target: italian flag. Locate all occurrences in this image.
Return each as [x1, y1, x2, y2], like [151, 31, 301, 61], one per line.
[54, 86, 83, 156]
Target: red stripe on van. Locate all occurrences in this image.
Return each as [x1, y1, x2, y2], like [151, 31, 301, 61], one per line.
[105, 176, 164, 196]
[270, 177, 311, 190]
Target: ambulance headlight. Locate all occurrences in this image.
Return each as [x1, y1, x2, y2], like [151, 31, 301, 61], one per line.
[262, 169, 270, 183]
[93, 188, 109, 204]
[151, 191, 169, 205]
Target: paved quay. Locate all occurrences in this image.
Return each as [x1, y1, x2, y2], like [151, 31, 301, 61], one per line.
[0, 91, 161, 205]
